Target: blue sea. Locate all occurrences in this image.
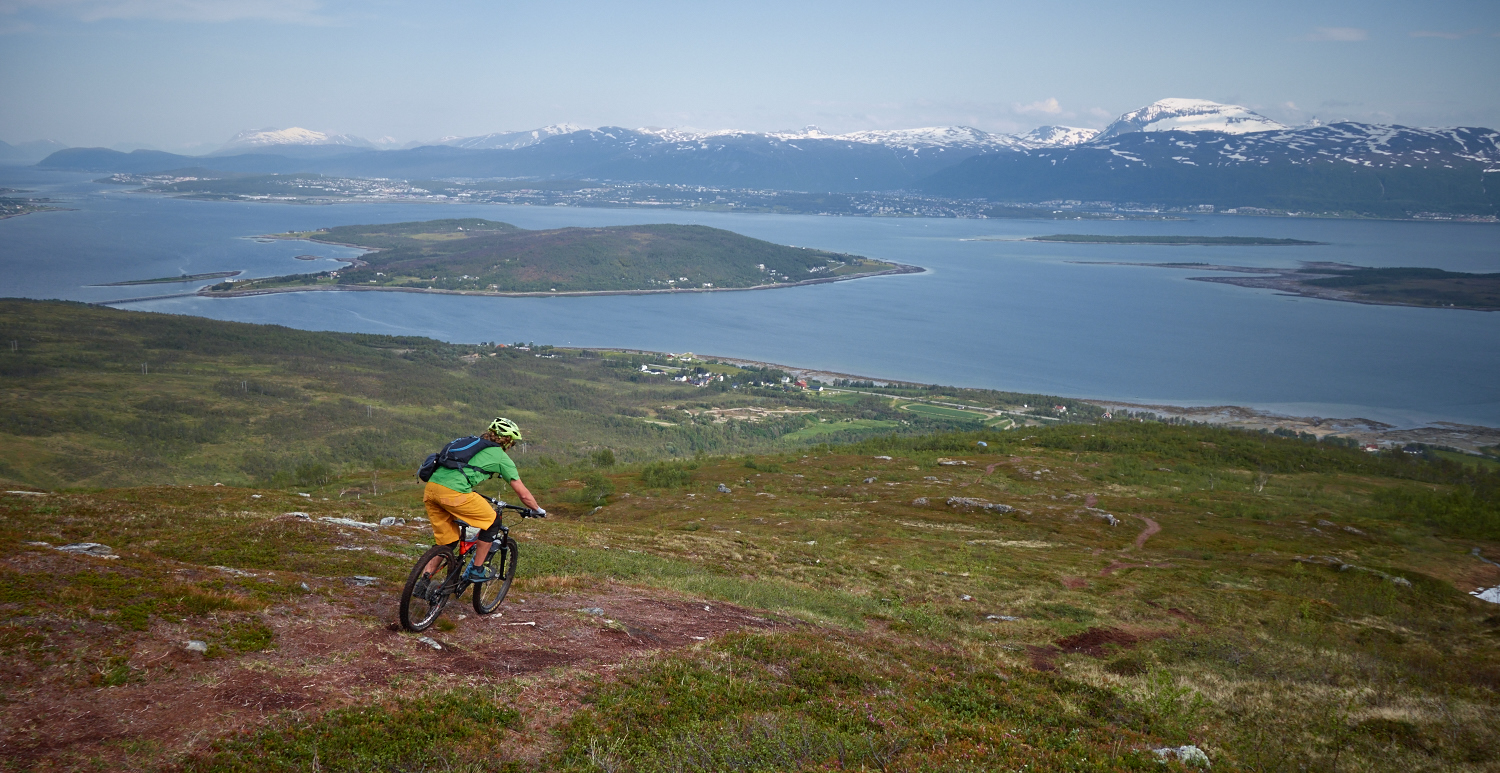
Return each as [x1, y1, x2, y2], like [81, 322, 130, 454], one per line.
[2, 168, 1498, 428]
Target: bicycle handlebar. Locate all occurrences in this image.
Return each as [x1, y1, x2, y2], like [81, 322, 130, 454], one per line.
[485, 497, 546, 518]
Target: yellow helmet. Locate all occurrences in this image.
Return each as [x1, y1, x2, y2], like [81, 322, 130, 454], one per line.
[487, 417, 522, 441]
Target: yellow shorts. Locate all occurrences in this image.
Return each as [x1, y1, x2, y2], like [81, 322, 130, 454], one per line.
[422, 482, 497, 545]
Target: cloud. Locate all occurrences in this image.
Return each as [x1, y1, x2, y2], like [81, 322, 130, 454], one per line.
[1411, 29, 1484, 39]
[0, 0, 329, 24]
[1014, 97, 1062, 116]
[1304, 27, 1369, 42]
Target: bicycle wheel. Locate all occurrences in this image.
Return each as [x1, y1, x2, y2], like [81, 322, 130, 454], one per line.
[400, 544, 457, 632]
[473, 537, 518, 615]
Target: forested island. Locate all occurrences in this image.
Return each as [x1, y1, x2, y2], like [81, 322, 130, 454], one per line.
[204, 218, 914, 297]
[1030, 234, 1321, 245]
[1092, 260, 1500, 310]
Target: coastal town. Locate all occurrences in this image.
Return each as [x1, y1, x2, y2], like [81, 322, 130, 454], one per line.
[100, 171, 1270, 220]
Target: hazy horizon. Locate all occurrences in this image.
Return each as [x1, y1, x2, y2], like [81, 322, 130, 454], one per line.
[2, 0, 1498, 153]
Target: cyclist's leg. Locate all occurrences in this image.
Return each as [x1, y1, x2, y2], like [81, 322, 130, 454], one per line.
[451, 494, 500, 566]
[422, 483, 466, 574]
[425, 484, 498, 567]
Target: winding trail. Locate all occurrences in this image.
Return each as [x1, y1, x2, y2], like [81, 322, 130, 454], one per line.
[1096, 515, 1166, 576]
[1123, 514, 1160, 552]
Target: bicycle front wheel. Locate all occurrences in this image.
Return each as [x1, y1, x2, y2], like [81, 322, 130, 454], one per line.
[400, 544, 458, 632]
[473, 538, 518, 615]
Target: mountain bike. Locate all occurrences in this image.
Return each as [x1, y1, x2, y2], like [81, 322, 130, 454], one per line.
[399, 498, 542, 632]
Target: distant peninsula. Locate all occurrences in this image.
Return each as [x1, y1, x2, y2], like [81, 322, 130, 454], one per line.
[1084, 261, 1500, 311]
[1028, 234, 1322, 245]
[93, 271, 241, 287]
[0, 189, 67, 220]
[203, 218, 919, 298]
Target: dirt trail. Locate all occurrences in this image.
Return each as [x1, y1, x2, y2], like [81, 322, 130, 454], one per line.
[0, 583, 784, 769]
[1095, 515, 1166, 576]
[1123, 514, 1161, 552]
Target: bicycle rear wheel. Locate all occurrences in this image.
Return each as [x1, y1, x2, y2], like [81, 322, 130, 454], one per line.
[473, 537, 518, 615]
[400, 544, 458, 632]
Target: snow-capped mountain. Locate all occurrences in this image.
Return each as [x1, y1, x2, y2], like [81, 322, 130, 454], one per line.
[1086, 121, 1500, 170]
[213, 127, 376, 155]
[833, 126, 1029, 151]
[1096, 98, 1287, 140]
[1018, 125, 1100, 147]
[39, 99, 1498, 215]
[430, 124, 587, 150]
[636, 125, 1041, 151]
[921, 120, 1500, 216]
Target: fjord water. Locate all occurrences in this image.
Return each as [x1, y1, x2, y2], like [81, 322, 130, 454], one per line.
[3, 170, 1498, 427]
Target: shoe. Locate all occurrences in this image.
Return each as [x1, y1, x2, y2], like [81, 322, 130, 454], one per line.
[411, 575, 431, 601]
[463, 564, 495, 583]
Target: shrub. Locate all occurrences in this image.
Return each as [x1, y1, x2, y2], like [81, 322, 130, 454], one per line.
[640, 461, 696, 488]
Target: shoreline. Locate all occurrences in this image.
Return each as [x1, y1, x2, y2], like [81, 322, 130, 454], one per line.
[590, 348, 1500, 452]
[1084, 400, 1500, 456]
[0, 206, 71, 221]
[1029, 237, 1322, 246]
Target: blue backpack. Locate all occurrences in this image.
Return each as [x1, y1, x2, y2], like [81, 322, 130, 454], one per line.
[417, 436, 501, 482]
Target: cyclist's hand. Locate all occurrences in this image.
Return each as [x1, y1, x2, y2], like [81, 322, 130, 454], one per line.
[528, 507, 547, 518]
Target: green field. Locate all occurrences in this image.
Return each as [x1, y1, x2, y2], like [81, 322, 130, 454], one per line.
[1433, 448, 1500, 471]
[208, 219, 899, 296]
[900, 402, 992, 422]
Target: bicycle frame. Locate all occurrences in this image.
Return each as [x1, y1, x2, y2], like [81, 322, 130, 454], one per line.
[402, 498, 537, 627]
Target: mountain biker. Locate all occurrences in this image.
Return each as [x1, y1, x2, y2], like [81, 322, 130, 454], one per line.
[418, 417, 544, 590]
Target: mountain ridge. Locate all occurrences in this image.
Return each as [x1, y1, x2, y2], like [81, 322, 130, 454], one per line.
[34, 99, 1500, 215]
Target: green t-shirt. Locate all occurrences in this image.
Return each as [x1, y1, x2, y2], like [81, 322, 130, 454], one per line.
[428, 446, 520, 494]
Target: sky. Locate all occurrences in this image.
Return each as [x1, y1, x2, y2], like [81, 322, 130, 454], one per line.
[1, 0, 1497, 152]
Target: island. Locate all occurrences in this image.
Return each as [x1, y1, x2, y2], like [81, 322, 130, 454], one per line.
[0, 188, 67, 220]
[1028, 234, 1322, 245]
[1082, 261, 1500, 311]
[202, 218, 919, 298]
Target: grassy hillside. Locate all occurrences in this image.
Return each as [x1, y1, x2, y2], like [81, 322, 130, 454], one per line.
[4, 300, 1499, 771]
[0, 299, 1099, 491]
[1, 420, 1497, 771]
[208, 219, 897, 295]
